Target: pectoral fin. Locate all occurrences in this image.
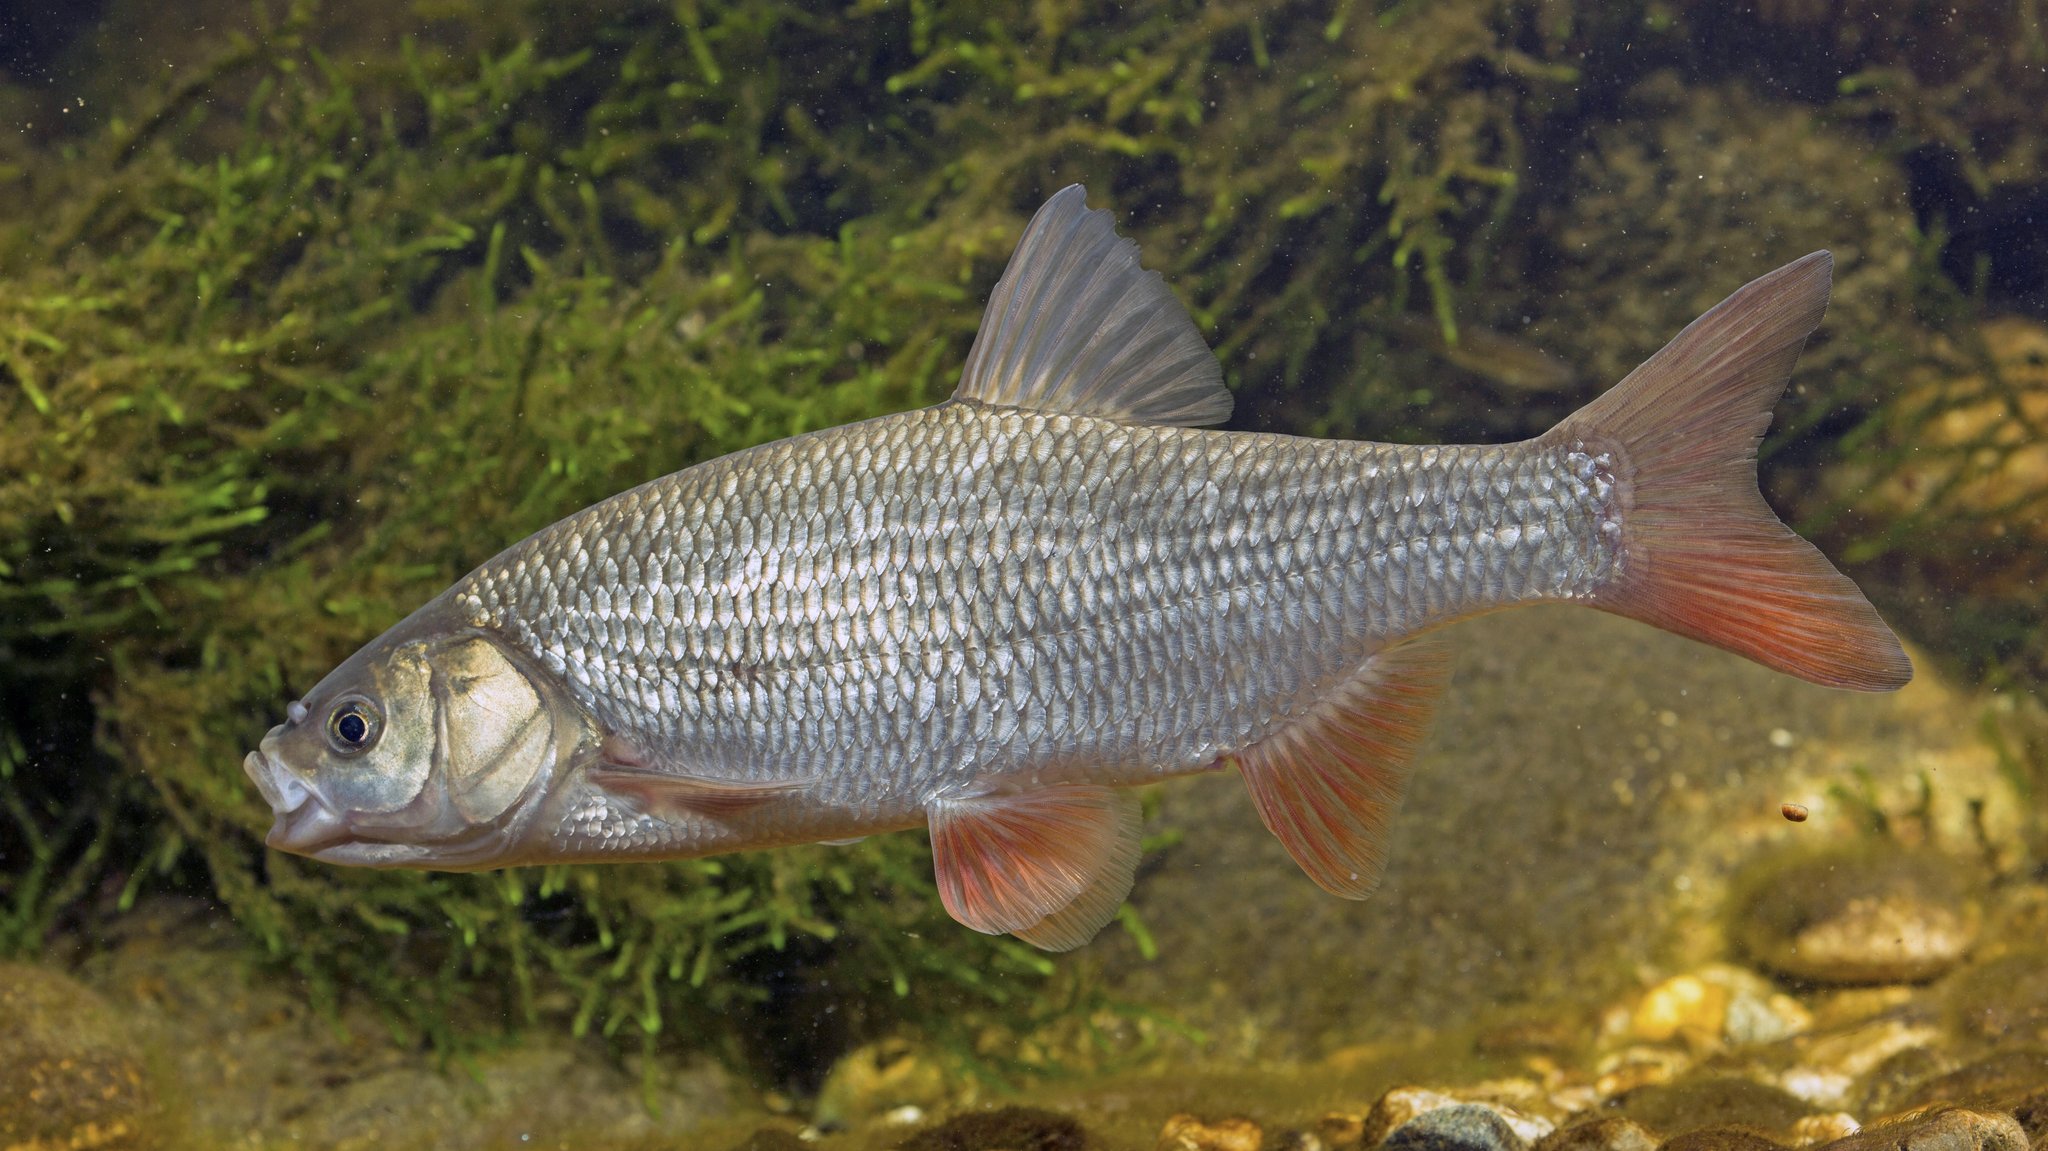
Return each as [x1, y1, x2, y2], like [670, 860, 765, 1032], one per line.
[1232, 639, 1450, 899]
[927, 783, 1142, 952]
[589, 745, 817, 817]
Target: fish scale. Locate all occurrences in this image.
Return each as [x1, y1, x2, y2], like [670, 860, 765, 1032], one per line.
[245, 185, 1909, 951]
[458, 403, 1614, 828]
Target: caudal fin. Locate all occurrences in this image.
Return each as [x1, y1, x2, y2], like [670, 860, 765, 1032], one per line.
[1550, 251, 1913, 692]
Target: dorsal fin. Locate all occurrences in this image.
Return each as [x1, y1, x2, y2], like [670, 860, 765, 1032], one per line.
[951, 184, 1232, 427]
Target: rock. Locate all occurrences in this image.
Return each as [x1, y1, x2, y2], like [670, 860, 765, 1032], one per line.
[1945, 951, 2048, 1046]
[1594, 1048, 1697, 1101]
[1788, 1114, 1861, 1147]
[1535, 1118, 1660, 1151]
[1662, 1122, 1794, 1146]
[2008, 1090, 2048, 1144]
[813, 1037, 959, 1131]
[0, 961, 156, 1151]
[1732, 846, 1981, 985]
[1810, 1109, 2027, 1151]
[1889, 1052, 2048, 1115]
[1658, 1128, 1788, 1151]
[1157, 1113, 1264, 1151]
[1770, 1015, 1946, 1111]
[1791, 1016, 1944, 1103]
[1852, 1044, 1959, 1118]
[1631, 966, 1812, 1050]
[1383, 1105, 1530, 1151]
[1610, 1077, 1813, 1139]
[897, 1106, 1088, 1151]
[1318, 1113, 1369, 1149]
[1361, 1087, 1555, 1149]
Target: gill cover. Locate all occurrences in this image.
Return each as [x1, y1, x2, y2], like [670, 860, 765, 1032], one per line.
[430, 634, 560, 824]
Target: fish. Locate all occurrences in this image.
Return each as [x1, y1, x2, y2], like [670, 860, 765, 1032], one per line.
[243, 185, 1913, 952]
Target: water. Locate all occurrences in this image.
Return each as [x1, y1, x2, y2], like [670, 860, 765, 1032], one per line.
[2, 2, 2044, 1148]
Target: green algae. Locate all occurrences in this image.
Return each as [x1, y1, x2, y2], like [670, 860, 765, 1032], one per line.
[1, 0, 2045, 1086]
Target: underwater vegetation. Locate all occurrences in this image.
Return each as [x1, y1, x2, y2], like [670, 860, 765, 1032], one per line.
[2, 0, 2045, 1084]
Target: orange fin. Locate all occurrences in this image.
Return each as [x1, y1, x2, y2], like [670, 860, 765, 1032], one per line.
[1011, 790, 1142, 952]
[928, 783, 1142, 949]
[588, 737, 816, 818]
[1551, 251, 1912, 691]
[1234, 640, 1450, 899]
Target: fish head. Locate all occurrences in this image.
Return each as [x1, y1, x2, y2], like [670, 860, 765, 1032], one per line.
[244, 610, 592, 870]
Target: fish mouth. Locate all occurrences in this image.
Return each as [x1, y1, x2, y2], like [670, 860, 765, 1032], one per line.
[243, 749, 354, 856]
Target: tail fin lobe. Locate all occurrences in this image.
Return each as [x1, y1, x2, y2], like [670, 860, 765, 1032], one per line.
[1554, 251, 1912, 692]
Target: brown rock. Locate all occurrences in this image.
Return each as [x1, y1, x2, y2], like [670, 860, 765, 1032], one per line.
[1535, 1117, 1660, 1151]
[1894, 1053, 2048, 1115]
[1788, 1115, 1860, 1148]
[1734, 847, 1980, 986]
[0, 962, 156, 1151]
[1809, 1109, 2027, 1151]
[2007, 1090, 2048, 1145]
[1361, 1086, 1555, 1148]
[1659, 1128, 1787, 1151]
[1611, 1078, 1812, 1139]
[1158, 1113, 1263, 1151]
[1383, 1105, 1530, 1151]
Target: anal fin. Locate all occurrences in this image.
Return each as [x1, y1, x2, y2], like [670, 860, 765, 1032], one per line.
[928, 783, 1142, 952]
[1232, 639, 1450, 899]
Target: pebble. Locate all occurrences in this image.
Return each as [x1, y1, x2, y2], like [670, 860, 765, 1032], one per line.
[811, 1038, 955, 1131]
[1361, 1087, 1555, 1148]
[1659, 1127, 1788, 1151]
[1788, 1114, 1861, 1147]
[1779, 1016, 1943, 1110]
[1593, 1047, 1695, 1099]
[1734, 848, 1981, 985]
[1317, 1113, 1368, 1148]
[1631, 965, 1812, 1049]
[1158, 1113, 1264, 1151]
[1383, 1104, 1530, 1151]
[2009, 1091, 2048, 1148]
[1533, 1117, 1659, 1151]
[1892, 1052, 2048, 1115]
[1609, 1077, 1813, 1138]
[1809, 1109, 2026, 1151]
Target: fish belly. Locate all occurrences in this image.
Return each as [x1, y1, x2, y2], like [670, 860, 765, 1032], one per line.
[462, 402, 1620, 818]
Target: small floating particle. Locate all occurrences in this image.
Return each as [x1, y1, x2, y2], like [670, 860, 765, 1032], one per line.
[1782, 802, 1809, 823]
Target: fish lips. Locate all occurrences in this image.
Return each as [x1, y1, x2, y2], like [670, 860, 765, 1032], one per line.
[243, 748, 355, 857]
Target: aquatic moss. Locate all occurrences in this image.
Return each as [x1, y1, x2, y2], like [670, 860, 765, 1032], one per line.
[2, 0, 2044, 1078]
[1, 0, 1586, 1071]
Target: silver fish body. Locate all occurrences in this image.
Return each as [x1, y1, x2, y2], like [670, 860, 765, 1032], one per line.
[456, 406, 1611, 853]
[245, 185, 1911, 951]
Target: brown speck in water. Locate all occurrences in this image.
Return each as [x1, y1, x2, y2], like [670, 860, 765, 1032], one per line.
[1782, 802, 1809, 822]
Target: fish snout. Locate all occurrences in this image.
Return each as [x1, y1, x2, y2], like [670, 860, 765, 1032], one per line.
[243, 748, 353, 855]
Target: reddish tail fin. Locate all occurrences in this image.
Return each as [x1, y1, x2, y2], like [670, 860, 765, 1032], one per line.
[1550, 251, 1912, 691]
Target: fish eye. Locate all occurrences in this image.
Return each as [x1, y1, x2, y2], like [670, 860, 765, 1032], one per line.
[326, 698, 382, 755]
